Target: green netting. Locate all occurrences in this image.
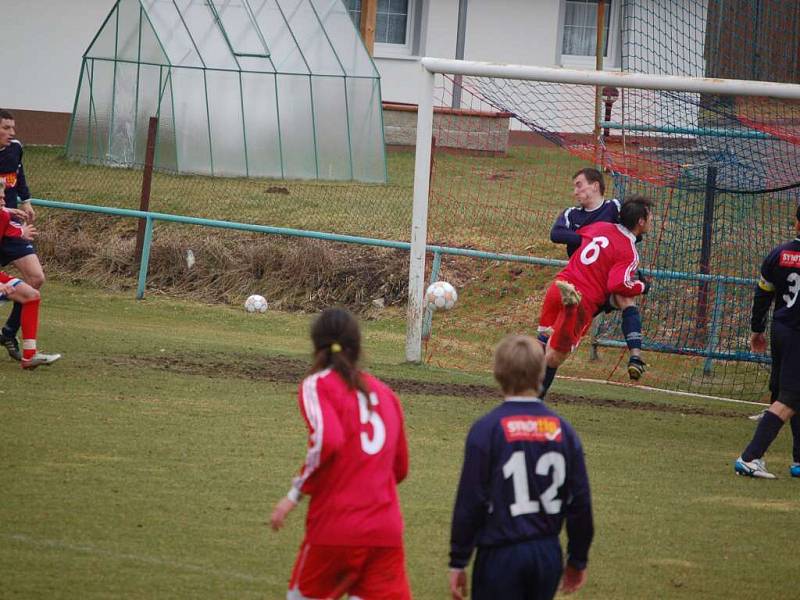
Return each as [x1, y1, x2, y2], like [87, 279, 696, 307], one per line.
[423, 1, 800, 401]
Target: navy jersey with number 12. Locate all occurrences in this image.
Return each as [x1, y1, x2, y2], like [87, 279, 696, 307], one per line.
[449, 398, 593, 570]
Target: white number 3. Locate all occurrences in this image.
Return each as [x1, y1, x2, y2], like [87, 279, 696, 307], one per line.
[357, 392, 386, 455]
[580, 236, 610, 265]
[783, 272, 800, 308]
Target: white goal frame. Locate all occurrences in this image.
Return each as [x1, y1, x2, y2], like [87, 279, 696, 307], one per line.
[406, 57, 800, 362]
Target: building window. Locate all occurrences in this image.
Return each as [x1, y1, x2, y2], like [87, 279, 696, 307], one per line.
[559, 0, 619, 67]
[345, 0, 414, 54]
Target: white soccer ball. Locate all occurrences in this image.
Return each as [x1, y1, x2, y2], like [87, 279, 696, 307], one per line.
[244, 294, 268, 313]
[425, 281, 458, 310]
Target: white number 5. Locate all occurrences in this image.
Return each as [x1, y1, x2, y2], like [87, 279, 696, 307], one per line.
[357, 392, 386, 455]
[580, 236, 610, 265]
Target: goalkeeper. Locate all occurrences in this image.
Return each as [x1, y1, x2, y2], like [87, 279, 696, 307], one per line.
[549, 168, 649, 381]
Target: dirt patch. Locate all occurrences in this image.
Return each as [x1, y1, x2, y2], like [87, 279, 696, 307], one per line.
[112, 353, 746, 418]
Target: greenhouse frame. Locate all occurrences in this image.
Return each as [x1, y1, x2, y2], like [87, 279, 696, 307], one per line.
[67, 0, 387, 182]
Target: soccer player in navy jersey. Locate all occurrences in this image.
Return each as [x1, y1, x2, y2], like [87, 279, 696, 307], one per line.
[0, 109, 46, 362]
[448, 335, 593, 600]
[549, 168, 648, 381]
[734, 205, 800, 479]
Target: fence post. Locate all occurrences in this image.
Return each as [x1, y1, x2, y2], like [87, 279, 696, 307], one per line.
[136, 216, 155, 300]
[696, 165, 717, 343]
[135, 116, 158, 264]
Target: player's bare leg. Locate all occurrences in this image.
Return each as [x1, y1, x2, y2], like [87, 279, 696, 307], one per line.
[736, 400, 797, 479]
[1, 254, 45, 360]
[541, 281, 581, 398]
[613, 294, 647, 380]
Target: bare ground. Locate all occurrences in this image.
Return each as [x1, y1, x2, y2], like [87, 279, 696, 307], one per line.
[111, 353, 748, 418]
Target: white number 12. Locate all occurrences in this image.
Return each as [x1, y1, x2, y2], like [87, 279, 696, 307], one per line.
[502, 451, 566, 517]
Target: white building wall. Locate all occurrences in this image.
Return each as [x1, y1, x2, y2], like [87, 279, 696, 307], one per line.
[2, 0, 114, 113]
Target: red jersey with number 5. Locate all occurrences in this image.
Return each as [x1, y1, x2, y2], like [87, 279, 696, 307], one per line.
[558, 221, 646, 307]
[289, 368, 409, 547]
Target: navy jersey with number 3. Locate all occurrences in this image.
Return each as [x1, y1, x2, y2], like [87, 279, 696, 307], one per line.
[449, 398, 593, 570]
[752, 237, 800, 332]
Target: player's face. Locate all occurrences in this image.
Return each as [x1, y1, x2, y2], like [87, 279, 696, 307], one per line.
[638, 210, 653, 234]
[0, 119, 15, 147]
[0, 187, 5, 208]
[573, 175, 599, 207]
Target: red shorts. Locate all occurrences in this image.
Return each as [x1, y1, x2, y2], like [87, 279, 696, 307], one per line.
[538, 280, 596, 353]
[0, 271, 19, 284]
[288, 541, 411, 600]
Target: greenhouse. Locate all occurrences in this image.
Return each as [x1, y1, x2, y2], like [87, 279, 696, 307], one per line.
[67, 0, 387, 182]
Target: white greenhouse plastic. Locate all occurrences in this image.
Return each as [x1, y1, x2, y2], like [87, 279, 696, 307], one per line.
[67, 0, 387, 182]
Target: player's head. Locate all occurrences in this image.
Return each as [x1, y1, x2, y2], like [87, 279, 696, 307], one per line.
[309, 307, 369, 394]
[620, 196, 653, 236]
[0, 110, 15, 148]
[572, 168, 605, 208]
[493, 335, 545, 397]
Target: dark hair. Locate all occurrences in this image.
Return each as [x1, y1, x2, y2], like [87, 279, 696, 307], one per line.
[620, 196, 653, 230]
[309, 308, 370, 396]
[493, 335, 545, 396]
[0, 109, 14, 121]
[573, 167, 605, 195]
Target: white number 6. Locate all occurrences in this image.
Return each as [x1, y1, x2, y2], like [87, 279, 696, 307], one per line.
[580, 236, 610, 265]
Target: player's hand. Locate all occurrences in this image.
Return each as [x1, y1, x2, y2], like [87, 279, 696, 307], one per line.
[750, 332, 767, 353]
[269, 497, 297, 531]
[20, 224, 38, 241]
[7, 208, 28, 222]
[560, 565, 588, 594]
[0, 282, 15, 297]
[449, 569, 468, 600]
[637, 270, 651, 295]
[20, 202, 35, 223]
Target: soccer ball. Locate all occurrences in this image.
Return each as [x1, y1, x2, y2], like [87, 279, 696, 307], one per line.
[244, 294, 268, 313]
[425, 281, 458, 310]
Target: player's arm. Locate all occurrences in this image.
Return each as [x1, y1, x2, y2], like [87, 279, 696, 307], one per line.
[607, 250, 646, 298]
[550, 208, 582, 250]
[16, 151, 34, 222]
[449, 428, 490, 572]
[750, 252, 777, 352]
[562, 432, 593, 593]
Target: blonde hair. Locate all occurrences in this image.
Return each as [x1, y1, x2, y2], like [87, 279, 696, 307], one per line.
[493, 335, 545, 395]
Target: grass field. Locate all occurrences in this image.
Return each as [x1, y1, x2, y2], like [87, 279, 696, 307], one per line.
[1, 282, 796, 599]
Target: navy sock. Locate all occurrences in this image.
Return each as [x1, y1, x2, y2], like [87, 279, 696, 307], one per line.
[742, 411, 785, 461]
[537, 333, 549, 347]
[541, 366, 557, 399]
[621, 306, 643, 351]
[791, 413, 800, 463]
[2, 302, 23, 338]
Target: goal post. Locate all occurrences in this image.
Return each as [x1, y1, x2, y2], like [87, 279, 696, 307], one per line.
[405, 58, 800, 381]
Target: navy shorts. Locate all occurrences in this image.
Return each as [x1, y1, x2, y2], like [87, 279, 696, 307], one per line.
[472, 537, 563, 600]
[0, 237, 36, 267]
[769, 320, 800, 402]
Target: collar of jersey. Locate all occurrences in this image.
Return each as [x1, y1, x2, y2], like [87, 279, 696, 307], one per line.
[581, 199, 606, 213]
[615, 223, 637, 242]
[505, 395, 542, 403]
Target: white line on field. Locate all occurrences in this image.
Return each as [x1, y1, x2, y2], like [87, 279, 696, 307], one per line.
[556, 375, 769, 407]
[6, 533, 270, 583]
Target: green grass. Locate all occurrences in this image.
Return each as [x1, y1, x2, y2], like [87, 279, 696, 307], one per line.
[1, 283, 796, 599]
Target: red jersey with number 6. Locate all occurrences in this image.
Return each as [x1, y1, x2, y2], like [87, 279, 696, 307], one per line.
[558, 221, 646, 307]
[289, 368, 409, 547]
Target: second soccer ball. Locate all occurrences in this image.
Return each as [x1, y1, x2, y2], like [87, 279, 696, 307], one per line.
[244, 294, 269, 313]
[425, 281, 458, 310]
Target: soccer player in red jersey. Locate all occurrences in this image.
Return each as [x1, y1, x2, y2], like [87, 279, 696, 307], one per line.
[270, 308, 411, 600]
[538, 196, 653, 397]
[0, 185, 60, 369]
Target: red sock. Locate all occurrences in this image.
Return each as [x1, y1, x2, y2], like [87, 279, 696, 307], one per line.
[551, 304, 578, 353]
[21, 297, 40, 361]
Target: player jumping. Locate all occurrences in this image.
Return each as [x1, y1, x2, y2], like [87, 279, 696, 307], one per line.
[539, 196, 653, 397]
